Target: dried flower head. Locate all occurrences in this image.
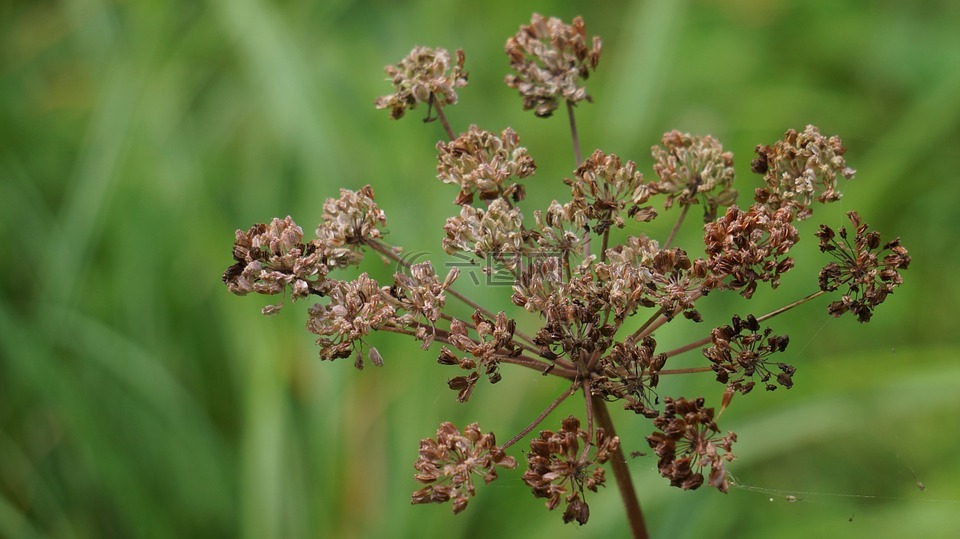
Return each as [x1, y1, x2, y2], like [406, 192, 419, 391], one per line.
[504, 13, 602, 117]
[646, 397, 737, 492]
[412, 422, 517, 514]
[597, 338, 666, 417]
[645, 247, 710, 322]
[306, 274, 395, 365]
[752, 125, 856, 220]
[222, 216, 329, 314]
[376, 46, 468, 120]
[529, 201, 585, 257]
[315, 185, 387, 268]
[565, 149, 654, 234]
[523, 416, 619, 525]
[392, 262, 456, 322]
[816, 211, 911, 322]
[436, 125, 536, 205]
[703, 314, 793, 394]
[704, 204, 799, 299]
[439, 311, 519, 402]
[650, 130, 737, 222]
[442, 199, 524, 270]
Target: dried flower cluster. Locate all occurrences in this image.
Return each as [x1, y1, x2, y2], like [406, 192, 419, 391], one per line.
[752, 125, 856, 220]
[436, 125, 536, 205]
[816, 211, 911, 322]
[523, 416, 619, 524]
[703, 314, 793, 394]
[412, 422, 517, 514]
[704, 204, 799, 298]
[376, 46, 467, 120]
[505, 14, 602, 117]
[651, 130, 737, 222]
[224, 12, 910, 537]
[646, 397, 737, 492]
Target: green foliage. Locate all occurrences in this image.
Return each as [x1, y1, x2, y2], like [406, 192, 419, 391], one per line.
[2, 0, 958, 537]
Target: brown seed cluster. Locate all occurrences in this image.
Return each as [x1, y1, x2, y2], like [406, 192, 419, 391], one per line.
[752, 125, 856, 220]
[566, 149, 655, 233]
[412, 422, 517, 514]
[315, 185, 387, 257]
[436, 125, 536, 205]
[523, 416, 619, 525]
[375, 46, 468, 120]
[645, 248, 710, 322]
[222, 216, 326, 313]
[596, 338, 666, 417]
[442, 199, 524, 271]
[703, 314, 794, 394]
[306, 274, 394, 366]
[704, 204, 799, 298]
[438, 311, 520, 402]
[650, 130, 737, 222]
[646, 397, 737, 492]
[505, 13, 602, 117]
[816, 211, 911, 322]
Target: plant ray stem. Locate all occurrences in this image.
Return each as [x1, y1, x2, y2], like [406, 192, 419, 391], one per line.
[756, 290, 826, 322]
[502, 384, 575, 450]
[433, 95, 456, 140]
[659, 366, 712, 375]
[567, 100, 583, 166]
[568, 100, 591, 258]
[592, 397, 649, 539]
[664, 204, 689, 248]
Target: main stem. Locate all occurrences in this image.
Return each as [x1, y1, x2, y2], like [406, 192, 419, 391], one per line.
[592, 397, 649, 539]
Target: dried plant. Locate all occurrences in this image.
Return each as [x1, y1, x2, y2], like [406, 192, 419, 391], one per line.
[222, 13, 910, 538]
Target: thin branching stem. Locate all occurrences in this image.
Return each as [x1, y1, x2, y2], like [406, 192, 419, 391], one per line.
[659, 366, 713, 375]
[432, 94, 456, 141]
[567, 100, 583, 166]
[664, 204, 690, 249]
[501, 384, 576, 450]
[579, 376, 596, 463]
[756, 290, 826, 323]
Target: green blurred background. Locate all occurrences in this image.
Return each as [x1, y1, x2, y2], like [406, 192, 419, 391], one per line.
[2, 0, 959, 537]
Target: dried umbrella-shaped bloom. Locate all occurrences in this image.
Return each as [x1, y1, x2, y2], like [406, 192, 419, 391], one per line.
[596, 338, 666, 418]
[645, 247, 710, 322]
[315, 185, 387, 260]
[375, 46, 468, 120]
[505, 13, 602, 117]
[306, 274, 396, 366]
[650, 130, 737, 222]
[646, 397, 737, 492]
[392, 261, 459, 348]
[436, 125, 537, 205]
[704, 204, 799, 299]
[816, 211, 911, 322]
[222, 216, 329, 314]
[702, 314, 793, 394]
[442, 199, 525, 271]
[438, 311, 521, 402]
[752, 125, 856, 220]
[565, 149, 655, 234]
[412, 422, 517, 514]
[523, 416, 619, 525]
